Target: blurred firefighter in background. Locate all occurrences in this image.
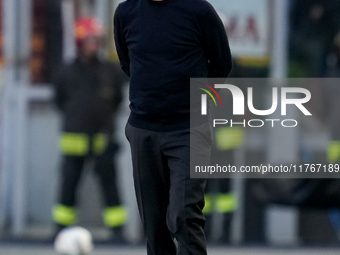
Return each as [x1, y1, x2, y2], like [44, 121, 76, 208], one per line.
[324, 34, 340, 237]
[326, 32, 340, 165]
[204, 127, 242, 243]
[203, 88, 243, 243]
[51, 17, 127, 241]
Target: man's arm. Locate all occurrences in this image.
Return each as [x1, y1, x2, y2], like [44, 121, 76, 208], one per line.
[112, 62, 128, 110]
[199, 5, 233, 78]
[114, 5, 130, 77]
[52, 66, 66, 112]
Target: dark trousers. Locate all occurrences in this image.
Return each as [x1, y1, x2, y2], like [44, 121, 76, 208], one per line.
[59, 143, 120, 209]
[126, 122, 212, 255]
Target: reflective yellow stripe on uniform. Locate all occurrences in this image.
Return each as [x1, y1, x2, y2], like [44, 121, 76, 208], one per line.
[93, 133, 108, 155]
[203, 194, 213, 215]
[59, 133, 89, 156]
[216, 193, 237, 213]
[52, 204, 77, 226]
[215, 127, 244, 151]
[327, 140, 340, 164]
[103, 206, 128, 227]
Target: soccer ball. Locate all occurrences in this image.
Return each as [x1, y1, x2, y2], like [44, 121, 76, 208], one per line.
[54, 226, 93, 255]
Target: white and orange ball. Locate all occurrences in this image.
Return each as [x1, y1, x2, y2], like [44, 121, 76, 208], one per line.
[54, 226, 93, 255]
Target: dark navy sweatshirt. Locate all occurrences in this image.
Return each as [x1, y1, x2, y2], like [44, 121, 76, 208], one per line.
[114, 0, 232, 131]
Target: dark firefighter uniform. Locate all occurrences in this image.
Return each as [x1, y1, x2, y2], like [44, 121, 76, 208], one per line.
[204, 127, 242, 242]
[51, 56, 128, 232]
[204, 86, 243, 243]
[326, 44, 340, 164]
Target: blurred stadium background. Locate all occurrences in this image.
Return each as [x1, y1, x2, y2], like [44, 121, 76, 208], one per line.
[1, 0, 340, 254]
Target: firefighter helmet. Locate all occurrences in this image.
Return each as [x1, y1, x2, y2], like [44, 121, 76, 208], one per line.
[75, 17, 104, 44]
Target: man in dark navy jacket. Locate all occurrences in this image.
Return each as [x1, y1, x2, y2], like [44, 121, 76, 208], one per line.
[114, 0, 232, 254]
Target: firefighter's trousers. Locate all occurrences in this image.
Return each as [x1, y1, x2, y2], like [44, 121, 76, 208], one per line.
[53, 133, 127, 229]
